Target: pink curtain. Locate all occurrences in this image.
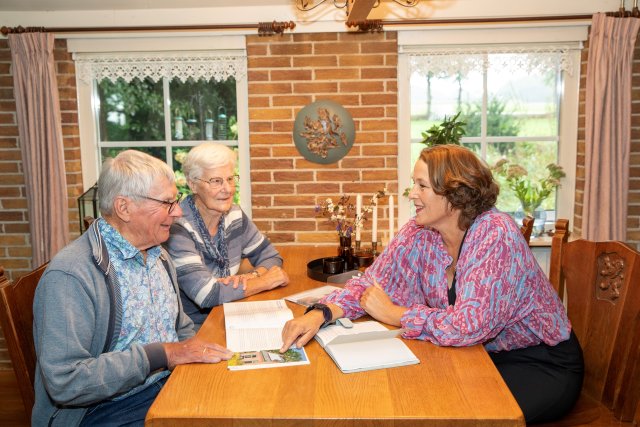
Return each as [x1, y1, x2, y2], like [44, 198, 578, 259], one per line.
[8, 32, 69, 267]
[583, 13, 640, 241]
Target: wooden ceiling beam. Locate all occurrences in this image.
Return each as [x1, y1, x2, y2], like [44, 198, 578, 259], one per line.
[346, 0, 376, 22]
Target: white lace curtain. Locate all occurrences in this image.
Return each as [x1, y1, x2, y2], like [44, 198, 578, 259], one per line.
[409, 44, 578, 77]
[74, 51, 247, 84]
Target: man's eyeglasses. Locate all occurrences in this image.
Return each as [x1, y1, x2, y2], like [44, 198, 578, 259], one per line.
[195, 175, 239, 190]
[134, 192, 183, 214]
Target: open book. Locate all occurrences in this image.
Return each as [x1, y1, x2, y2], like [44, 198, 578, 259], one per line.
[315, 320, 419, 374]
[224, 299, 310, 370]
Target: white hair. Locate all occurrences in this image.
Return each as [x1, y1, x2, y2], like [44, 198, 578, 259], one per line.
[98, 150, 175, 215]
[182, 142, 237, 182]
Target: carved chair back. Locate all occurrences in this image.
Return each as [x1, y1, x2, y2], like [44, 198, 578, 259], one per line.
[546, 221, 640, 424]
[520, 215, 534, 244]
[0, 263, 48, 422]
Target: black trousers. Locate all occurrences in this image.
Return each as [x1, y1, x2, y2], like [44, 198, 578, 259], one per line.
[489, 332, 584, 424]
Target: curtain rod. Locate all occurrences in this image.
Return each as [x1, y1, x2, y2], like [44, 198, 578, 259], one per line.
[345, 14, 597, 32]
[1, 14, 592, 38]
[0, 21, 295, 37]
[3, 11, 638, 37]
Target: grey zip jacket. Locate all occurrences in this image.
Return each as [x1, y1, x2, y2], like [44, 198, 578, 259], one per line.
[32, 219, 195, 426]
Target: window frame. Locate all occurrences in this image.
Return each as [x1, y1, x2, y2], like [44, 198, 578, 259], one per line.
[70, 35, 252, 216]
[397, 24, 587, 230]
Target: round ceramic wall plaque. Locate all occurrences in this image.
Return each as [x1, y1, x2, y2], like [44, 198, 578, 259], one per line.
[293, 100, 355, 164]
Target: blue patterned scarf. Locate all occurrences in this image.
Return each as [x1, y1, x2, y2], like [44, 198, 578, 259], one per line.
[187, 195, 230, 278]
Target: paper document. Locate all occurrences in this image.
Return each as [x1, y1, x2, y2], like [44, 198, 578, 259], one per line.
[285, 285, 341, 307]
[224, 299, 310, 371]
[315, 320, 419, 374]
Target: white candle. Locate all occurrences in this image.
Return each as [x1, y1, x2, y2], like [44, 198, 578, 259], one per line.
[372, 202, 378, 243]
[355, 194, 362, 241]
[388, 195, 394, 242]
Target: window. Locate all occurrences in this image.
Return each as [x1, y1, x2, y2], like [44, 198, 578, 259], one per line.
[397, 26, 586, 229]
[71, 36, 251, 212]
[95, 76, 239, 201]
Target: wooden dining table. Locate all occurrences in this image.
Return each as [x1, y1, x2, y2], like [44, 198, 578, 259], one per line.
[146, 245, 525, 427]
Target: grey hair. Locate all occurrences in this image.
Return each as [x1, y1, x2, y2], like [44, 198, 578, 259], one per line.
[98, 150, 175, 215]
[182, 142, 237, 182]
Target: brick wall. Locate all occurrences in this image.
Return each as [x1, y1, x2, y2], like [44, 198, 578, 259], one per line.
[246, 32, 398, 245]
[0, 38, 82, 369]
[0, 39, 28, 279]
[573, 34, 640, 248]
[573, 39, 588, 237]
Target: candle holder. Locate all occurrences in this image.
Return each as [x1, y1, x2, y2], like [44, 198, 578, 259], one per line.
[371, 241, 378, 256]
[353, 251, 374, 270]
[355, 240, 361, 251]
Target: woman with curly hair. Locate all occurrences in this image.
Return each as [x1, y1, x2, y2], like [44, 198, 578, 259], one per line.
[281, 144, 583, 424]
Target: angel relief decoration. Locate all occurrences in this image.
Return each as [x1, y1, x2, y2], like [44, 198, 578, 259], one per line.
[293, 100, 355, 165]
[301, 107, 347, 158]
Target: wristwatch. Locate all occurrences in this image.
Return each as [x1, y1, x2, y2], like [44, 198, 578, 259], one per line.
[304, 303, 333, 328]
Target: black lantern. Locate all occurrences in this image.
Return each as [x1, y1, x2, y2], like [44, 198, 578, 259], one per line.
[77, 183, 99, 233]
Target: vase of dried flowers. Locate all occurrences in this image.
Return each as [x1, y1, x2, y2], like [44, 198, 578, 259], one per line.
[338, 234, 353, 270]
[316, 189, 387, 268]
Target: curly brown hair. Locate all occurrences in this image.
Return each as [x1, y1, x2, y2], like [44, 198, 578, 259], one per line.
[418, 144, 499, 230]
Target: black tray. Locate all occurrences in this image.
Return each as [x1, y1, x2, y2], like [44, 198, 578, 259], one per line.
[307, 257, 357, 282]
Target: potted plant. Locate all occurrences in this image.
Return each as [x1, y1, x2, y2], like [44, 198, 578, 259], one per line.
[419, 112, 466, 147]
[492, 159, 566, 235]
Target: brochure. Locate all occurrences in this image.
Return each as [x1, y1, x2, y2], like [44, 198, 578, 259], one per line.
[228, 347, 309, 371]
[223, 299, 310, 371]
[284, 285, 341, 307]
[314, 320, 420, 374]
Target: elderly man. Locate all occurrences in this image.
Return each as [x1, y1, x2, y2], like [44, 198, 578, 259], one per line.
[32, 150, 233, 427]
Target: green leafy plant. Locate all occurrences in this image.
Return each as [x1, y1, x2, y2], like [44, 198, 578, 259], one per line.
[492, 159, 566, 216]
[419, 112, 466, 147]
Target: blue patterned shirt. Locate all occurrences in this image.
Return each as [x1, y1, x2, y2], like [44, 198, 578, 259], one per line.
[99, 220, 179, 398]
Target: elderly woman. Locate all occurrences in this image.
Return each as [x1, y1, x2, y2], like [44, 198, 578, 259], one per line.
[166, 142, 288, 326]
[281, 144, 583, 424]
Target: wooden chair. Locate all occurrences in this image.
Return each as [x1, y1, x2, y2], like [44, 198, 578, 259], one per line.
[538, 220, 640, 426]
[83, 215, 95, 230]
[0, 263, 49, 423]
[520, 215, 534, 244]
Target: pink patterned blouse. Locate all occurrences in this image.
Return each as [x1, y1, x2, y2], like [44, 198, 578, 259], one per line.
[323, 209, 571, 353]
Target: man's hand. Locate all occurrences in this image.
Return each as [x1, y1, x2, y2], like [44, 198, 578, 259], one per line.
[280, 310, 324, 353]
[360, 281, 406, 327]
[163, 336, 234, 370]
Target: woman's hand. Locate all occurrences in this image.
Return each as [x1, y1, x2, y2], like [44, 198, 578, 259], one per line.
[163, 336, 234, 370]
[219, 266, 289, 293]
[257, 266, 289, 290]
[360, 281, 406, 327]
[237, 266, 289, 297]
[280, 310, 324, 352]
[219, 274, 248, 290]
[280, 303, 345, 352]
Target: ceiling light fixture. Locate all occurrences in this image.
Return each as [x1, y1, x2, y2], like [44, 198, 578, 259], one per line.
[296, 0, 419, 19]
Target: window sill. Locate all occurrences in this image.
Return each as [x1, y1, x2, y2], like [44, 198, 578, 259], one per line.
[529, 236, 553, 247]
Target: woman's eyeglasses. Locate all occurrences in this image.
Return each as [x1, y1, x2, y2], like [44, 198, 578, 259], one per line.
[195, 175, 239, 190]
[134, 192, 183, 214]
